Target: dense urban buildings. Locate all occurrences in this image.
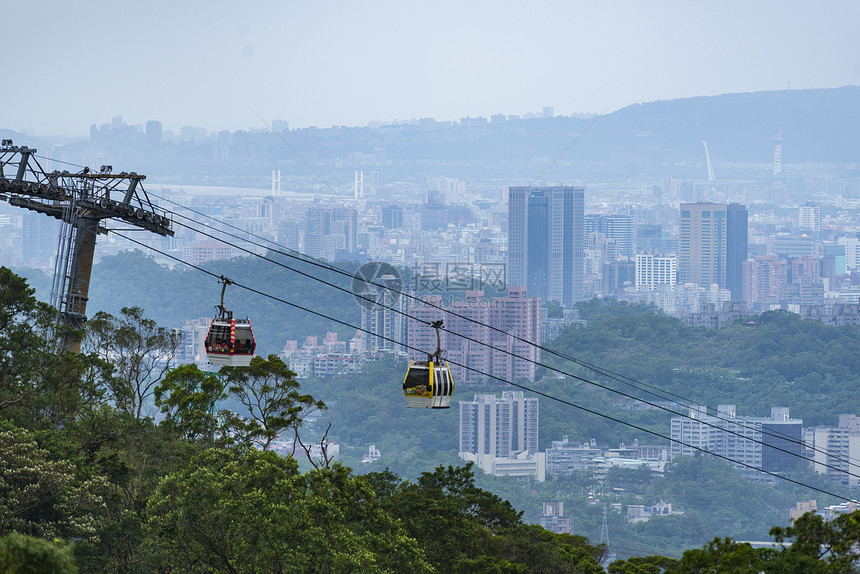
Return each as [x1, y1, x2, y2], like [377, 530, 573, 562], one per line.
[406, 287, 541, 385]
[8, 115, 860, 327]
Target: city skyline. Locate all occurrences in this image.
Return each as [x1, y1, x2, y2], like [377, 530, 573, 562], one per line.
[3, 2, 860, 137]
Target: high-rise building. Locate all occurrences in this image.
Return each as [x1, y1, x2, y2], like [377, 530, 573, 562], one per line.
[508, 186, 584, 306]
[22, 212, 58, 269]
[459, 391, 539, 458]
[726, 204, 748, 301]
[381, 205, 403, 230]
[679, 203, 747, 300]
[679, 203, 726, 288]
[304, 206, 331, 259]
[145, 120, 162, 147]
[304, 206, 357, 260]
[487, 286, 542, 383]
[177, 317, 211, 365]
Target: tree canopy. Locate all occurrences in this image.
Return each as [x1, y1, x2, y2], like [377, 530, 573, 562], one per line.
[4, 267, 860, 572]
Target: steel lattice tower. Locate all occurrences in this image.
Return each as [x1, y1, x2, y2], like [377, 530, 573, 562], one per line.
[0, 140, 174, 352]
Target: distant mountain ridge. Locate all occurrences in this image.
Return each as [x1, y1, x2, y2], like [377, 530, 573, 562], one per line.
[2, 86, 858, 183]
[287, 86, 860, 181]
[599, 86, 860, 164]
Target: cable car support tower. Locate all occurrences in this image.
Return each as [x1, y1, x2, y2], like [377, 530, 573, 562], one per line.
[0, 140, 174, 352]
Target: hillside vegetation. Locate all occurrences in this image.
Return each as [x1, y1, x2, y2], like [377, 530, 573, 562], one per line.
[10, 256, 860, 566]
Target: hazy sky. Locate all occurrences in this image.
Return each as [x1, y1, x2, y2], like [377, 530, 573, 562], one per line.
[4, 1, 859, 137]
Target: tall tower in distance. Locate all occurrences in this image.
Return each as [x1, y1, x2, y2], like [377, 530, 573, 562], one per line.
[354, 171, 364, 200]
[508, 186, 585, 306]
[773, 132, 783, 177]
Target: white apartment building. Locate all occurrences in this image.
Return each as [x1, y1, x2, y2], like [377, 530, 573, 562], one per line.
[799, 203, 821, 232]
[635, 254, 677, 291]
[177, 317, 212, 365]
[810, 414, 860, 487]
[459, 391, 539, 458]
[837, 237, 860, 270]
[459, 391, 543, 480]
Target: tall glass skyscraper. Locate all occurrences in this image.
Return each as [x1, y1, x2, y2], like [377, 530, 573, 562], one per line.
[508, 186, 585, 306]
[726, 203, 749, 301]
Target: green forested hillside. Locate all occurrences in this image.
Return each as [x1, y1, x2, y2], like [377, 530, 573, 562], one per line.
[552, 300, 860, 427]
[11, 256, 860, 567]
[5, 266, 860, 571]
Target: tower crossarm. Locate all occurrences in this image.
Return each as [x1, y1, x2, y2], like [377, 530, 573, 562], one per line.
[0, 142, 173, 237]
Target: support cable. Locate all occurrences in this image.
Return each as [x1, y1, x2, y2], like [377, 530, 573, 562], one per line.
[30, 152, 860, 477]
[109, 230, 859, 502]
[160, 212, 860, 478]
[147, 188, 789, 430]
